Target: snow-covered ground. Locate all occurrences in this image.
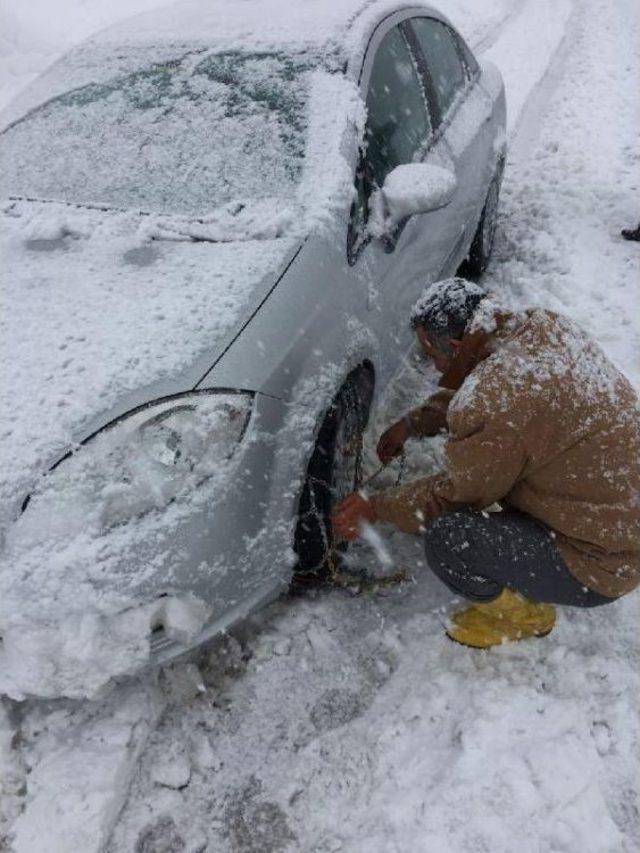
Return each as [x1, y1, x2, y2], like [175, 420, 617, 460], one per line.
[1, 0, 639, 851]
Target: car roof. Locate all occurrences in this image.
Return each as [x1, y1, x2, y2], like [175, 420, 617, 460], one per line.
[93, 0, 444, 61]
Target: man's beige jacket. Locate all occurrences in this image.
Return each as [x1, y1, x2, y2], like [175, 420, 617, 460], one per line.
[370, 309, 640, 598]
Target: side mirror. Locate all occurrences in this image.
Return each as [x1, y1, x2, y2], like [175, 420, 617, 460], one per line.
[370, 163, 457, 239]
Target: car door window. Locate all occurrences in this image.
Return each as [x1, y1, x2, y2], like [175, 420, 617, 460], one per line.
[410, 17, 467, 120]
[454, 31, 480, 78]
[348, 25, 432, 258]
[364, 26, 432, 191]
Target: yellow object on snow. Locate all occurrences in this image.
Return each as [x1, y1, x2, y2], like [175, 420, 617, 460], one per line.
[446, 589, 556, 649]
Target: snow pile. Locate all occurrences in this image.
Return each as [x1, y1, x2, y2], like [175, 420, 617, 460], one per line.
[141, 201, 297, 243]
[9, 681, 164, 853]
[15, 393, 251, 544]
[297, 69, 365, 233]
[0, 401, 254, 699]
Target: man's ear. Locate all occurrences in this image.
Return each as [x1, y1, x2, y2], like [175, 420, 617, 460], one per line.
[416, 325, 429, 347]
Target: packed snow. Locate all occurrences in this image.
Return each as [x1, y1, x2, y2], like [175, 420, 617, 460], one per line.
[1, 0, 638, 851]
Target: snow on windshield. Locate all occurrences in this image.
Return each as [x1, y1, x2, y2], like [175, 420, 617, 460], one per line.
[1, 49, 315, 216]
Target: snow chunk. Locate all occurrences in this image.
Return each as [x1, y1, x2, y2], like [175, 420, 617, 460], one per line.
[150, 749, 191, 790]
[156, 596, 210, 647]
[11, 681, 163, 853]
[379, 163, 457, 225]
[0, 591, 211, 700]
[358, 520, 395, 577]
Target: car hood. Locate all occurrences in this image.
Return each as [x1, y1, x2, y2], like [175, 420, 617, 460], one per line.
[0, 199, 298, 529]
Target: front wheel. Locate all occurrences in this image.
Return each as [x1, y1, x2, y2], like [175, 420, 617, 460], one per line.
[460, 174, 501, 279]
[292, 370, 373, 586]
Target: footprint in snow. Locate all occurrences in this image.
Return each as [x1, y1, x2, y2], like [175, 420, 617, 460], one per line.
[223, 778, 297, 853]
[309, 687, 368, 733]
[135, 815, 185, 853]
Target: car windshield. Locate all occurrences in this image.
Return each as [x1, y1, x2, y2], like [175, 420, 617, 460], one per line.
[1, 48, 314, 217]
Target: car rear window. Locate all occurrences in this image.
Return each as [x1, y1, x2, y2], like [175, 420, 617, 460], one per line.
[410, 18, 468, 120]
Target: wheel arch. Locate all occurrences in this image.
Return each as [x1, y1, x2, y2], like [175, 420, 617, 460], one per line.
[291, 358, 376, 578]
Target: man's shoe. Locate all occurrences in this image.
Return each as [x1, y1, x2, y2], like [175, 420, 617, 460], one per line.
[446, 588, 556, 649]
[621, 225, 640, 242]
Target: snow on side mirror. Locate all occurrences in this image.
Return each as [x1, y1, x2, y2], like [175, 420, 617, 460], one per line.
[370, 163, 457, 239]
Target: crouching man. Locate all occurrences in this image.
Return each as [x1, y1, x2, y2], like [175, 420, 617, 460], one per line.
[333, 279, 640, 648]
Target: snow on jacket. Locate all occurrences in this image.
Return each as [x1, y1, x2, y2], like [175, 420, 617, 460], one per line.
[370, 309, 640, 599]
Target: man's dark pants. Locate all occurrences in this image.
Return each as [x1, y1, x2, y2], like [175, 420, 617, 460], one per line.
[423, 509, 610, 606]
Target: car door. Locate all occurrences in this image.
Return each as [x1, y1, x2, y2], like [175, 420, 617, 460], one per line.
[348, 20, 462, 381]
[407, 15, 496, 249]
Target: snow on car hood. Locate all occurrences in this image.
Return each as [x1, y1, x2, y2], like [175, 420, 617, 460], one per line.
[0, 199, 297, 529]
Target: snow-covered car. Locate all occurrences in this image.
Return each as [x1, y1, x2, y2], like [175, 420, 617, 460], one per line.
[0, 0, 505, 698]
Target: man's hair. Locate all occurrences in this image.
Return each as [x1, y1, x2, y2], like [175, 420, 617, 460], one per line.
[410, 278, 487, 341]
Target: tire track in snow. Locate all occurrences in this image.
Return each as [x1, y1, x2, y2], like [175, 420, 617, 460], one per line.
[471, 0, 529, 54]
[501, 0, 578, 164]
[480, 0, 574, 138]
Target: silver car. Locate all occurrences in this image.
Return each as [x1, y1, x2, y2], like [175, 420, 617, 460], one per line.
[0, 0, 505, 697]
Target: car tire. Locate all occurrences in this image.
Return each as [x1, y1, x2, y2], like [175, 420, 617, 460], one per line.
[460, 172, 501, 279]
[292, 368, 374, 587]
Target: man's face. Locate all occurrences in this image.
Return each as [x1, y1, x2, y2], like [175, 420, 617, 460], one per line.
[415, 325, 460, 374]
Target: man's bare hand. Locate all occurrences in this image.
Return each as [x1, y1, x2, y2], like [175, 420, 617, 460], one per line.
[376, 420, 409, 465]
[332, 493, 378, 541]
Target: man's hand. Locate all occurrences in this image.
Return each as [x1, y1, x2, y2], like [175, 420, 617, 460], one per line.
[376, 420, 409, 465]
[332, 493, 378, 541]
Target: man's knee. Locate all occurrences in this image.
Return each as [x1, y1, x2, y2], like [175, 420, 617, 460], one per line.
[423, 511, 503, 601]
[423, 511, 475, 562]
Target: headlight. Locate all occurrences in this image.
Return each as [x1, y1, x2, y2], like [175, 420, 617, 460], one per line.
[21, 391, 253, 540]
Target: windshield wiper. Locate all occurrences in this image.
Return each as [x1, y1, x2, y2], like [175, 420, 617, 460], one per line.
[148, 201, 250, 243]
[5, 196, 294, 243]
[147, 201, 294, 244]
[148, 223, 232, 244]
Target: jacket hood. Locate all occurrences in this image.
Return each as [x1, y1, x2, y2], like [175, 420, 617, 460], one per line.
[0, 199, 298, 529]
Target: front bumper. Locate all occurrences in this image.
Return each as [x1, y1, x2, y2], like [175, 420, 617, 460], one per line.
[0, 392, 308, 698]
